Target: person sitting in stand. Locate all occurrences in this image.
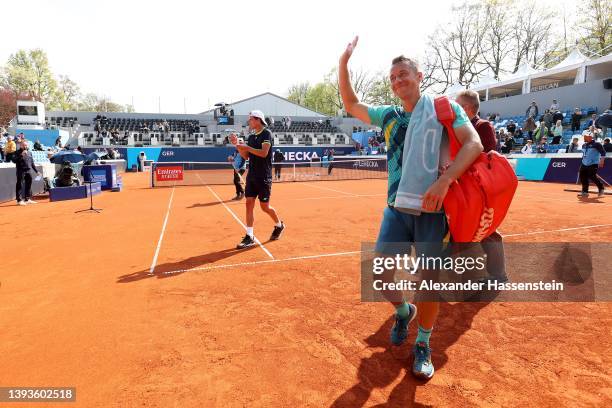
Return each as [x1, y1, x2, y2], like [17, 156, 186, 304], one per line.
[536, 137, 548, 153]
[506, 120, 516, 135]
[551, 120, 563, 144]
[566, 137, 581, 153]
[54, 161, 80, 187]
[501, 134, 514, 154]
[33, 139, 43, 151]
[521, 139, 534, 154]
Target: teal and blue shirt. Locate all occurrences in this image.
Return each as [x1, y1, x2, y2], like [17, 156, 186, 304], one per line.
[581, 140, 606, 166]
[368, 100, 470, 205]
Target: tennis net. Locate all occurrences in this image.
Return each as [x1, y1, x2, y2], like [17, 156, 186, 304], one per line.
[150, 158, 387, 187]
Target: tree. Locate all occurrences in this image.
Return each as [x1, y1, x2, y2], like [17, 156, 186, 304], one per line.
[509, 0, 561, 71]
[287, 82, 310, 106]
[75, 93, 125, 112]
[369, 72, 400, 105]
[1, 49, 57, 105]
[576, 0, 611, 56]
[0, 88, 17, 127]
[303, 82, 337, 116]
[55, 75, 80, 111]
[479, 0, 515, 79]
[422, 1, 488, 93]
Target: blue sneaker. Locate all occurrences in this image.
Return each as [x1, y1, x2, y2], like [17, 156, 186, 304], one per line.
[412, 342, 434, 380]
[390, 303, 417, 346]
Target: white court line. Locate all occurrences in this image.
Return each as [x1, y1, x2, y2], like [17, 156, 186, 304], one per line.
[159, 250, 362, 276]
[149, 186, 175, 275]
[301, 182, 358, 196]
[206, 185, 274, 259]
[514, 192, 612, 206]
[292, 193, 385, 201]
[503, 223, 612, 237]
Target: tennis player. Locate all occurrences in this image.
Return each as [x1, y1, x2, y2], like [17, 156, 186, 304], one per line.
[339, 36, 482, 380]
[228, 148, 246, 200]
[231, 110, 285, 249]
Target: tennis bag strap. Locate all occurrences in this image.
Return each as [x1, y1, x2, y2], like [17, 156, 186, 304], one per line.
[433, 96, 517, 242]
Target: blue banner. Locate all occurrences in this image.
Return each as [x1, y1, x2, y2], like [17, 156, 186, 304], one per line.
[83, 146, 356, 169]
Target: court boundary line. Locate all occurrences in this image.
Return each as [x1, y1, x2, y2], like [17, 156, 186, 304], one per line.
[149, 186, 175, 275]
[158, 250, 362, 276]
[502, 223, 612, 237]
[205, 185, 274, 259]
[301, 182, 359, 196]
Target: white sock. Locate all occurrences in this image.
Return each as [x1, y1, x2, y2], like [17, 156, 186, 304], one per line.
[275, 221, 283, 228]
[246, 227, 253, 237]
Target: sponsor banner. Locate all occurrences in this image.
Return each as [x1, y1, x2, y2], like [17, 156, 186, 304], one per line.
[543, 158, 582, 183]
[333, 158, 387, 172]
[83, 146, 357, 169]
[155, 165, 183, 181]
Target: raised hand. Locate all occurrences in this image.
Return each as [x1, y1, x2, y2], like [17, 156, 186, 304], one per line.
[340, 36, 359, 64]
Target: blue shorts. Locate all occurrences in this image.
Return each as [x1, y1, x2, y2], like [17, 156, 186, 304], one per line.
[375, 206, 448, 257]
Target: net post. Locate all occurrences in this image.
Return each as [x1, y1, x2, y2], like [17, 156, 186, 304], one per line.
[293, 163, 296, 181]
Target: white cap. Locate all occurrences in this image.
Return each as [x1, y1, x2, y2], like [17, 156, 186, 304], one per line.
[582, 130, 593, 137]
[249, 110, 266, 125]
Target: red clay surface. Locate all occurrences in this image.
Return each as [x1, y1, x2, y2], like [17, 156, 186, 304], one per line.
[1, 172, 611, 407]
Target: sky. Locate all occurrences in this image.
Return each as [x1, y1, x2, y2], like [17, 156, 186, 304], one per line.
[0, 0, 576, 114]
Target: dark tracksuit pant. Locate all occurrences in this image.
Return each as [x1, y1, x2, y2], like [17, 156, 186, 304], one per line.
[579, 164, 604, 193]
[16, 170, 33, 202]
[234, 169, 245, 195]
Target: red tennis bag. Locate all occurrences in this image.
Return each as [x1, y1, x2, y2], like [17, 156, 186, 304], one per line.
[434, 96, 517, 242]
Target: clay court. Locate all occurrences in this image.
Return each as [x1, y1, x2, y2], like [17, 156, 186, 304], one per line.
[1, 172, 612, 407]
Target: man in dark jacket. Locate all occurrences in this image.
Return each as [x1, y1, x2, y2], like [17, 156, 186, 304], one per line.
[571, 108, 582, 132]
[526, 100, 539, 119]
[273, 149, 285, 180]
[455, 90, 507, 283]
[13, 141, 40, 205]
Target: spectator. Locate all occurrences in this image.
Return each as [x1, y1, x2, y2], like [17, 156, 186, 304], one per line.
[273, 149, 285, 180]
[13, 140, 40, 205]
[455, 90, 497, 152]
[534, 121, 548, 142]
[501, 134, 514, 154]
[551, 120, 563, 144]
[603, 138, 612, 153]
[521, 139, 534, 154]
[552, 109, 564, 125]
[595, 110, 611, 137]
[0, 133, 7, 162]
[566, 137, 581, 153]
[542, 109, 553, 129]
[33, 139, 43, 151]
[55, 136, 62, 149]
[4, 135, 17, 163]
[584, 113, 600, 130]
[54, 161, 80, 187]
[536, 137, 548, 153]
[571, 108, 583, 132]
[550, 99, 559, 111]
[514, 127, 524, 139]
[506, 120, 516, 135]
[526, 100, 539, 119]
[524, 116, 536, 140]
